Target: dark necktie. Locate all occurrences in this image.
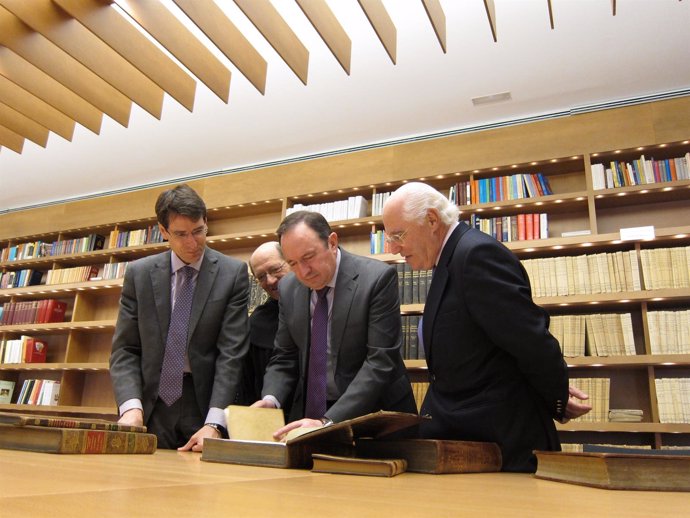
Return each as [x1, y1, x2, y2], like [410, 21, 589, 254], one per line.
[159, 265, 196, 406]
[305, 287, 330, 419]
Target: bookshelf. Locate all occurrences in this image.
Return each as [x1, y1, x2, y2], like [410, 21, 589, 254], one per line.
[0, 97, 689, 447]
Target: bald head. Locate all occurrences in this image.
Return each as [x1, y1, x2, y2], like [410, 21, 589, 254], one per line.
[250, 241, 289, 300]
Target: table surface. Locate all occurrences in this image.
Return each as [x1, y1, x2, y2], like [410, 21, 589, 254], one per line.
[1, 449, 688, 517]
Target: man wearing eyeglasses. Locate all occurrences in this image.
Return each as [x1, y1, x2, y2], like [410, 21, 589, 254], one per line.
[237, 242, 291, 406]
[110, 184, 249, 451]
[382, 182, 591, 472]
[253, 211, 417, 437]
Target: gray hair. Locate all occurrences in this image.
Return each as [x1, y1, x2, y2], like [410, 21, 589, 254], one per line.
[391, 182, 459, 225]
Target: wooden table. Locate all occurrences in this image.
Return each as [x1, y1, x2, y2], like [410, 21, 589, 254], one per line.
[1, 449, 688, 517]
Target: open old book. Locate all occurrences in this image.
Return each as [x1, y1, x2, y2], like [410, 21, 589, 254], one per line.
[201, 407, 424, 469]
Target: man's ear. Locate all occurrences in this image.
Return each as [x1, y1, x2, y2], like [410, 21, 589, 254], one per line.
[328, 231, 339, 250]
[426, 208, 441, 229]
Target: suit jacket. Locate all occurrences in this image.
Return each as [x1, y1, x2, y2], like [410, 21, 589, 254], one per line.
[262, 249, 417, 423]
[110, 247, 249, 423]
[420, 222, 569, 472]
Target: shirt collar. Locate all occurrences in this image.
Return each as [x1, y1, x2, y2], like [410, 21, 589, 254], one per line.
[170, 249, 204, 273]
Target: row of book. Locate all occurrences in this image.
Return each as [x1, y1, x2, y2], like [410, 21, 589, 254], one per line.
[401, 315, 424, 360]
[1, 261, 129, 291]
[640, 246, 690, 290]
[469, 213, 548, 242]
[0, 268, 43, 289]
[370, 229, 392, 255]
[521, 250, 641, 298]
[97, 261, 129, 281]
[45, 265, 100, 285]
[0, 300, 67, 326]
[549, 313, 636, 358]
[449, 172, 554, 206]
[1, 336, 47, 364]
[591, 153, 690, 190]
[648, 310, 690, 354]
[286, 195, 369, 222]
[108, 225, 164, 249]
[370, 191, 392, 216]
[395, 264, 433, 305]
[569, 377, 611, 422]
[14, 378, 61, 406]
[655, 378, 690, 424]
[0, 234, 105, 262]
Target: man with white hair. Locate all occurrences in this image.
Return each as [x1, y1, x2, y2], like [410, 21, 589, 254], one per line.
[382, 182, 591, 472]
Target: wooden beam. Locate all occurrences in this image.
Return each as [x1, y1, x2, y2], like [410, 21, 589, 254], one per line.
[0, 0, 163, 119]
[0, 101, 50, 146]
[112, 0, 231, 103]
[0, 73, 75, 141]
[234, 0, 310, 85]
[0, 6, 131, 127]
[0, 123, 24, 153]
[54, 0, 197, 112]
[483, 0, 498, 42]
[611, 0, 617, 16]
[296, 0, 351, 75]
[173, 0, 267, 95]
[547, 0, 554, 29]
[0, 46, 103, 134]
[357, 0, 397, 64]
[421, 0, 447, 53]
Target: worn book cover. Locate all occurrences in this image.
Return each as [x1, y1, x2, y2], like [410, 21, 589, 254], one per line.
[534, 450, 690, 491]
[202, 410, 425, 469]
[0, 424, 157, 454]
[225, 405, 285, 442]
[356, 438, 502, 474]
[0, 411, 147, 433]
[311, 453, 407, 477]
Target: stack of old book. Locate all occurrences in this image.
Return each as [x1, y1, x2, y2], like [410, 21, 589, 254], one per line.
[201, 407, 502, 476]
[0, 411, 156, 454]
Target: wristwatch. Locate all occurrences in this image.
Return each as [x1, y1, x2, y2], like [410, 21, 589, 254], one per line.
[320, 417, 333, 426]
[205, 423, 226, 436]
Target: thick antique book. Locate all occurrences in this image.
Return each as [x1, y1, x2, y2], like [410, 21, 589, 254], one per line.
[534, 450, 690, 491]
[0, 411, 147, 433]
[311, 453, 407, 477]
[202, 410, 425, 469]
[0, 424, 157, 454]
[355, 438, 502, 474]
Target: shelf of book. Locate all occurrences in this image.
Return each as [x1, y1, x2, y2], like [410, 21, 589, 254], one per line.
[0, 320, 116, 334]
[0, 403, 118, 417]
[566, 354, 690, 368]
[0, 362, 109, 371]
[557, 422, 690, 433]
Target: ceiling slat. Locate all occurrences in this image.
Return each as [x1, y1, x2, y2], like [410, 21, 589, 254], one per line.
[483, 0, 498, 42]
[54, 0, 196, 112]
[111, 0, 231, 103]
[234, 0, 310, 85]
[357, 0, 397, 64]
[0, 74, 75, 141]
[547, 0, 555, 29]
[0, 0, 163, 119]
[421, 0, 447, 53]
[0, 46, 103, 134]
[296, 0, 352, 75]
[0, 6, 131, 127]
[173, 0, 267, 95]
[0, 123, 24, 153]
[0, 102, 49, 147]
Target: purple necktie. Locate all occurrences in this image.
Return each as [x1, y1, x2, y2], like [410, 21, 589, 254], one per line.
[159, 266, 196, 406]
[305, 287, 330, 419]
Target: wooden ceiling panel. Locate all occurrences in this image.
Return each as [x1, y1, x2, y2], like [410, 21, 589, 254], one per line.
[296, 0, 352, 75]
[422, 0, 447, 53]
[357, 0, 397, 64]
[0, 73, 75, 141]
[111, 0, 231, 103]
[0, 101, 50, 147]
[0, 122, 25, 153]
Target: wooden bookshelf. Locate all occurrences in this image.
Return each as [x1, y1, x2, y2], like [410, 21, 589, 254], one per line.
[0, 97, 689, 449]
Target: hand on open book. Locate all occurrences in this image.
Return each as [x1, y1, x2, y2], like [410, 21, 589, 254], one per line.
[273, 418, 323, 442]
[178, 424, 221, 453]
[561, 386, 593, 423]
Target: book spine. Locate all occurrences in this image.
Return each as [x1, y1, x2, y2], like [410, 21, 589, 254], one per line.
[60, 429, 156, 453]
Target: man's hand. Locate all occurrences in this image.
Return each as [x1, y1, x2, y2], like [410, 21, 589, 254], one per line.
[563, 386, 593, 422]
[118, 408, 144, 427]
[272, 418, 323, 441]
[178, 424, 221, 453]
[251, 399, 276, 409]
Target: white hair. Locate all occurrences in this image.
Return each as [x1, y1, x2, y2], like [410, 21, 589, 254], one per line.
[389, 182, 459, 225]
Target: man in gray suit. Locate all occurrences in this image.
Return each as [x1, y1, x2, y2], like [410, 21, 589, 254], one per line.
[110, 184, 249, 451]
[253, 211, 417, 438]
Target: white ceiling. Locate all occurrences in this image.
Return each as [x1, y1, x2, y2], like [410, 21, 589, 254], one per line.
[1, 0, 689, 214]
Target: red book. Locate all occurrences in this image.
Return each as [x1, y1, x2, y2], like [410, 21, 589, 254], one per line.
[532, 213, 540, 240]
[24, 337, 47, 363]
[517, 214, 526, 241]
[44, 300, 68, 323]
[525, 214, 534, 240]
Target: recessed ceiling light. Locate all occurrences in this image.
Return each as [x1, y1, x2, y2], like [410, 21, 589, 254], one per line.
[471, 91, 512, 106]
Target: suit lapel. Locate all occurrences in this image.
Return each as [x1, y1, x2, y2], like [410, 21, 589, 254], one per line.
[189, 249, 217, 340]
[330, 250, 357, 363]
[293, 280, 311, 373]
[423, 223, 469, 366]
[151, 251, 173, 344]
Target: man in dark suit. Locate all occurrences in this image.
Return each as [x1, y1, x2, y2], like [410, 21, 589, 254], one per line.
[382, 182, 591, 472]
[253, 211, 417, 438]
[110, 184, 249, 451]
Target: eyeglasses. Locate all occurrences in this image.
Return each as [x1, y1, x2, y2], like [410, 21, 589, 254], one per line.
[168, 226, 208, 241]
[255, 262, 287, 284]
[384, 228, 409, 245]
